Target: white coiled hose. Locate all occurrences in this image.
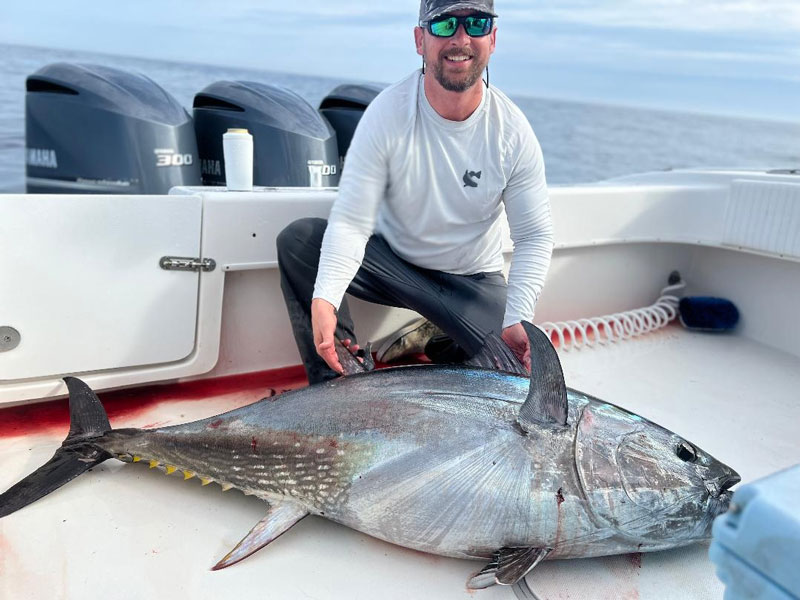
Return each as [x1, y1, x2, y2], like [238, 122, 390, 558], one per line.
[539, 281, 686, 351]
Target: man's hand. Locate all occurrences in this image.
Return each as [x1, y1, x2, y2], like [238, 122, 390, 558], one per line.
[502, 323, 531, 372]
[311, 298, 344, 375]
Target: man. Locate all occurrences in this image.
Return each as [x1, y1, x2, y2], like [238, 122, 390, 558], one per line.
[277, 0, 553, 384]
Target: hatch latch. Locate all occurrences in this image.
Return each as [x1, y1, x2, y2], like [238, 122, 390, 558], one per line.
[159, 256, 217, 272]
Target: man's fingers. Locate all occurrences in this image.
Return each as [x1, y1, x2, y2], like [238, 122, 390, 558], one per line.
[316, 339, 343, 373]
[337, 338, 364, 364]
[522, 344, 531, 372]
[319, 343, 344, 373]
[341, 339, 361, 352]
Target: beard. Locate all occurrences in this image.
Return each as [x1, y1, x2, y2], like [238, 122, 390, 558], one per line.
[429, 47, 487, 92]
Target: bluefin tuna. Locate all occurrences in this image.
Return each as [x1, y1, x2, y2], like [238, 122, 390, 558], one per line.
[0, 323, 739, 589]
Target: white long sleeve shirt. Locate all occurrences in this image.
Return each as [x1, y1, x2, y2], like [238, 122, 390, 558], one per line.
[313, 70, 554, 328]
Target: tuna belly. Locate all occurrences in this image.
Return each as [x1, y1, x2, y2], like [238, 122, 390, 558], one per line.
[334, 433, 575, 560]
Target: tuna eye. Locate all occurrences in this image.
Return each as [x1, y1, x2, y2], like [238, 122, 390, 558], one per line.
[676, 442, 697, 462]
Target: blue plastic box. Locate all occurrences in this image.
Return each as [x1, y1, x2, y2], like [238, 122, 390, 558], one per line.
[710, 465, 800, 599]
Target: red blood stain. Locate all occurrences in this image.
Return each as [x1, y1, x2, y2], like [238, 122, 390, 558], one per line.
[328, 439, 339, 449]
[251, 437, 258, 452]
[0, 366, 308, 439]
[604, 555, 642, 600]
[556, 487, 566, 506]
[140, 421, 170, 430]
[629, 553, 642, 569]
[208, 419, 224, 430]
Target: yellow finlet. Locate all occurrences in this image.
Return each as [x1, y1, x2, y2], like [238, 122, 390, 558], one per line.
[132, 456, 142, 463]
[200, 478, 212, 486]
[165, 465, 177, 475]
[149, 460, 159, 469]
[183, 471, 196, 480]
[220, 483, 233, 492]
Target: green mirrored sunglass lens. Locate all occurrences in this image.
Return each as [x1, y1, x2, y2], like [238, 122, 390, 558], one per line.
[465, 17, 491, 35]
[430, 18, 457, 36]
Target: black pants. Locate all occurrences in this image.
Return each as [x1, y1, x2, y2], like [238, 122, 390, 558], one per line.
[277, 218, 508, 384]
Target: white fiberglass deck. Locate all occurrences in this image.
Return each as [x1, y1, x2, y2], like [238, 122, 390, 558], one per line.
[1, 324, 797, 600]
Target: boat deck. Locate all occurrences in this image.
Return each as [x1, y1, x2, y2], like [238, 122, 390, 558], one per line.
[1, 324, 798, 599]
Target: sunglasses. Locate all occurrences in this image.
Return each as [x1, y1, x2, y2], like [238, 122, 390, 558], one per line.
[425, 14, 494, 38]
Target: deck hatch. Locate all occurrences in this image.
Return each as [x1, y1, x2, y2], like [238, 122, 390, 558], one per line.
[0, 194, 203, 380]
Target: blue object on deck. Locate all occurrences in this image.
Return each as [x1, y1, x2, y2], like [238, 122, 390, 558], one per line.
[679, 297, 740, 331]
[710, 465, 800, 600]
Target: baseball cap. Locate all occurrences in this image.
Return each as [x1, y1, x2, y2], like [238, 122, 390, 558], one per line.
[419, 0, 498, 23]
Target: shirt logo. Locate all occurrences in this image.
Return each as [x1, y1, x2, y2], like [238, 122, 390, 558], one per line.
[463, 170, 482, 188]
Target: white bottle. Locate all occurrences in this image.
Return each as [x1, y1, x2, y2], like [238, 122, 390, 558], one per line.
[222, 128, 253, 191]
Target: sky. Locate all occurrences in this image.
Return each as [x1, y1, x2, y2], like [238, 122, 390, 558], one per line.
[2, 0, 799, 122]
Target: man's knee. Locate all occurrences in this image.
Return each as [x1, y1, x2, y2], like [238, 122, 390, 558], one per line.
[276, 217, 327, 262]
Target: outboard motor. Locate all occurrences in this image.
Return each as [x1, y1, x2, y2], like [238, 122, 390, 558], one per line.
[319, 83, 384, 169]
[25, 63, 201, 194]
[193, 82, 339, 188]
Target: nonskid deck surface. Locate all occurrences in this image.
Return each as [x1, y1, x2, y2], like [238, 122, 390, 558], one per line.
[1, 324, 798, 599]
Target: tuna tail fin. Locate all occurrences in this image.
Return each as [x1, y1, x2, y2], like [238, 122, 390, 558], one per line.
[0, 377, 112, 518]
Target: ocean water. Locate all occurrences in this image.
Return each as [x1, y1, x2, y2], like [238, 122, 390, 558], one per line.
[1, 42, 798, 191]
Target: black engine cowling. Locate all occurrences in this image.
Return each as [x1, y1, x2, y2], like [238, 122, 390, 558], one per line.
[25, 63, 201, 194]
[193, 81, 340, 188]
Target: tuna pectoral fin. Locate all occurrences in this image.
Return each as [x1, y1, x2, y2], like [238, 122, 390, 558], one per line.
[467, 547, 552, 589]
[212, 502, 309, 570]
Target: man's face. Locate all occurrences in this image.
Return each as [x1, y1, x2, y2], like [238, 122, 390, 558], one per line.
[415, 10, 497, 93]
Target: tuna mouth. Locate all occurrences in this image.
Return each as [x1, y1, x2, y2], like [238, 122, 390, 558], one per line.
[705, 472, 741, 498]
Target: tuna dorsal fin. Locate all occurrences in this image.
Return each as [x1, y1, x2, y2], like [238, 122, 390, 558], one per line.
[468, 546, 552, 589]
[211, 502, 308, 570]
[334, 338, 375, 375]
[518, 322, 568, 430]
[464, 333, 528, 376]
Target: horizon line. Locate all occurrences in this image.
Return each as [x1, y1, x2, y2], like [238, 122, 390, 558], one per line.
[4, 41, 799, 127]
